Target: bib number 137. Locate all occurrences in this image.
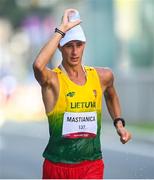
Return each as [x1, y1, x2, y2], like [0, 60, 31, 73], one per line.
[79, 125, 86, 130]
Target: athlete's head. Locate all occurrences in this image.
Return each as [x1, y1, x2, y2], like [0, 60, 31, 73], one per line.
[59, 40, 85, 66]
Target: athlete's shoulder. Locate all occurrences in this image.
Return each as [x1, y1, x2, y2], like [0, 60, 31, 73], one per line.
[95, 67, 114, 86]
[38, 67, 59, 87]
[95, 66, 113, 76]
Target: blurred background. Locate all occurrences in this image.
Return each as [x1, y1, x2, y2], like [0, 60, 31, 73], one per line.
[0, 0, 154, 179]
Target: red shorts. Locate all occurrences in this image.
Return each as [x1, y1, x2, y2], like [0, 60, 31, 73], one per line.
[42, 159, 104, 179]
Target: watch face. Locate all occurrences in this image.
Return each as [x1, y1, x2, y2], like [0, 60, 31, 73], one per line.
[114, 118, 125, 127]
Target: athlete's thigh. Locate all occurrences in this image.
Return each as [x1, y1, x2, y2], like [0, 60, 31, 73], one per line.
[83, 159, 104, 179]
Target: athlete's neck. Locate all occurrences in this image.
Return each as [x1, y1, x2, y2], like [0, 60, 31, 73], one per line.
[61, 61, 85, 78]
[60, 61, 87, 85]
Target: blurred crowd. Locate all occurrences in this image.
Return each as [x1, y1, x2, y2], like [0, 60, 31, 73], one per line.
[0, 1, 56, 121]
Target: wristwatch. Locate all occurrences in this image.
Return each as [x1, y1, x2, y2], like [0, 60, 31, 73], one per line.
[114, 118, 125, 127]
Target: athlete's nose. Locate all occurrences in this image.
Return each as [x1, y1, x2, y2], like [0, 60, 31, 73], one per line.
[72, 45, 78, 56]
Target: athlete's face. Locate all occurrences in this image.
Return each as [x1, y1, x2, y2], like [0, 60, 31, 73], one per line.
[59, 40, 85, 66]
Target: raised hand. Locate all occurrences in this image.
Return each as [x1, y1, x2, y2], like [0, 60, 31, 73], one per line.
[59, 9, 81, 33]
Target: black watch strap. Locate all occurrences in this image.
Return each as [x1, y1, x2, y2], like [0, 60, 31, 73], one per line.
[114, 118, 125, 127]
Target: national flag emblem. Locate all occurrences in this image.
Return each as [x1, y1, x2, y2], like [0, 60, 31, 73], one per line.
[93, 90, 97, 97]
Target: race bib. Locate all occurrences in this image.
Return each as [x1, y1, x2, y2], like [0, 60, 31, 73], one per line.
[62, 111, 97, 138]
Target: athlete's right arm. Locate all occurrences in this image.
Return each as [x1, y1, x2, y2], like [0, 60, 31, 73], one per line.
[33, 9, 81, 85]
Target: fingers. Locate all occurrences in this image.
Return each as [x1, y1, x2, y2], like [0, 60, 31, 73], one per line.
[63, 9, 78, 23]
[120, 131, 132, 144]
[60, 9, 81, 32]
[64, 8, 78, 15]
[117, 127, 132, 144]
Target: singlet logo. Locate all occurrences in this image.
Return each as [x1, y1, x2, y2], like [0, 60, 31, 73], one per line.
[67, 92, 75, 97]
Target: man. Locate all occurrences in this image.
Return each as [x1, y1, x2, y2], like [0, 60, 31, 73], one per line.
[33, 9, 131, 179]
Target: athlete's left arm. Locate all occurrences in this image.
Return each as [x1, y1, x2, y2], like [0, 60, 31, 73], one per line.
[97, 68, 132, 144]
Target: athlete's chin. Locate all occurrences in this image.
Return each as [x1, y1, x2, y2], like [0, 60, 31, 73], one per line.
[70, 58, 80, 65]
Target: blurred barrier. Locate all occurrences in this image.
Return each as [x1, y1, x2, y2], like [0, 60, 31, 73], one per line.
[103, 69, 154, 123]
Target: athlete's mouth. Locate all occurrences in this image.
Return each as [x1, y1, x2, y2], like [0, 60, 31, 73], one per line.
[71, 57, 79, 61]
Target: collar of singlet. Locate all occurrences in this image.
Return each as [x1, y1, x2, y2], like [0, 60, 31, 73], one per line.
[59, 63, 87, 77]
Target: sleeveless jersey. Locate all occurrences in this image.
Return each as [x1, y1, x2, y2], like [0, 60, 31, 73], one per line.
[43, 66, 103, 163]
